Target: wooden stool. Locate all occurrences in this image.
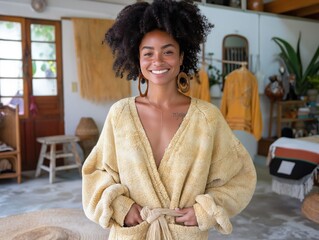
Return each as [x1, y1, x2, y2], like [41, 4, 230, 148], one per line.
[35, 135, 82, 184]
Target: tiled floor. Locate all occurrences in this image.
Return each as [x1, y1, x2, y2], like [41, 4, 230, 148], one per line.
[0, 156, 318, 240]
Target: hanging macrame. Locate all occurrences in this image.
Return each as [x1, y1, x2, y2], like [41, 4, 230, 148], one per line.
[72, 18, 131, 102]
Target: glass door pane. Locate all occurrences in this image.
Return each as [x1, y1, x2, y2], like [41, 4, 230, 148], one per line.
[0, 40, 22, 59]
[0, 60, 23, 77]
[31, 24, 55, 41]
[30, 23, 57, 96]
[0, 20, 24, 114]
[0, 21, 21, 40]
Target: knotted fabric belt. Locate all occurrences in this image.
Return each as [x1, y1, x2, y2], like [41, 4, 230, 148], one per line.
[140, 207, 183, 240]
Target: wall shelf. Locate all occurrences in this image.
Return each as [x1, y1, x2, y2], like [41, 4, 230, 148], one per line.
[276, 100, 318, 138]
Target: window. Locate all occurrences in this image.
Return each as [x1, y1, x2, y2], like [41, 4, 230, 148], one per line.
[0, 16, 61, 117]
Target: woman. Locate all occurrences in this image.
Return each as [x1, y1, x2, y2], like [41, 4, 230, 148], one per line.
[82, 1, 257, 239]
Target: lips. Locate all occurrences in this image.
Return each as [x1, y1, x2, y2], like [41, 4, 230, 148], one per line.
[151, 69, 169, 74]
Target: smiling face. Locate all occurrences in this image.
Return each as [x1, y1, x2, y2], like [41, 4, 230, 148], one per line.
[139, 30, 183, 87]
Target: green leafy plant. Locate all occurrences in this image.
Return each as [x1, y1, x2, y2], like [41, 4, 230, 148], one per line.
[307, 75, 319, 91]
[272, 33, 319, 96]
[208, 64, 223, 88]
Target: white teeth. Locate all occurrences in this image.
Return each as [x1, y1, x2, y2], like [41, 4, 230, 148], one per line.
[152, 69, 168, 74]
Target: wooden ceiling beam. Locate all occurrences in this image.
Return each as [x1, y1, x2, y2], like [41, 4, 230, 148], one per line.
[264, 0, 319, 14]
[309, 13, 319, 20]
[293, 4, 319, 17]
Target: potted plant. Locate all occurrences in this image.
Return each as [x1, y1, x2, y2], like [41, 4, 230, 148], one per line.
[207, 64, 224, 98]
[307, 75, 319, 102]
[208, 64, 223, 88]
[307, 75, 319, 90]
[272, 33, 319, 96]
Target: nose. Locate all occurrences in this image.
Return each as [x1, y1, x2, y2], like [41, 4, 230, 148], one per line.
[153, 53, 164, 65]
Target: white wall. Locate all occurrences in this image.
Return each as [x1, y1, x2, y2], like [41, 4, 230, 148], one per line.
[199, 5, 260, 157]
[199, 5, 259, 68]
[1, 0, 319, 158]
[259, 15, 319, 138]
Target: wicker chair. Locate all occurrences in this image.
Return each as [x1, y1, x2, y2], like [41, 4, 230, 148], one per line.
[0, 105, 21, 183]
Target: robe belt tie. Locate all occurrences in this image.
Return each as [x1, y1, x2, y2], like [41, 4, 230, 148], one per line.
[140, 206, 183, 240]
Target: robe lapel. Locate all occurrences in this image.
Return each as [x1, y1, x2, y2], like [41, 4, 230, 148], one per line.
[129, 97, 195, 208]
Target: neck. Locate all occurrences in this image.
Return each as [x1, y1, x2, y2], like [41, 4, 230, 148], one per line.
[146, 85, 181, 109]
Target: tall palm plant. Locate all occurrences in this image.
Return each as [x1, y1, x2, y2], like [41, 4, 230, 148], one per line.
[272, 33, 319, 96]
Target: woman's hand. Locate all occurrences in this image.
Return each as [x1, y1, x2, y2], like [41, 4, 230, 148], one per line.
[175, 207, 198, 226]
[124, 203, 143, 227]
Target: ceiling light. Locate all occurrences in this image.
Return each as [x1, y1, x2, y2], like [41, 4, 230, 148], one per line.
[31, 0, 47, 13]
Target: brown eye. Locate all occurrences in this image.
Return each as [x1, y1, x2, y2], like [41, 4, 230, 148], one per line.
[164, 51, 173, 55]
[143, 52, 152, 57]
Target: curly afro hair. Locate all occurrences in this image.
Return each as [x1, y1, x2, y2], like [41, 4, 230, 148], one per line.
[105, 0, 213, 81]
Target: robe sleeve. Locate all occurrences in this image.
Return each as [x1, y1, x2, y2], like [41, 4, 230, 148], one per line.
[193, 110, 257, 234]
[82, 104, 135, 228]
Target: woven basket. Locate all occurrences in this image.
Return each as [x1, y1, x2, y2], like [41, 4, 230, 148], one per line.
[301, 193, 319, 224]
[75, 117, 99, 158]
[75, 117, 99, 140]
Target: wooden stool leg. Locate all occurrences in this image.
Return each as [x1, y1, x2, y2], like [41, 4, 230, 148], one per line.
[268, 100, 274, 138]
[17, 155, 21, 184]
[49, 143, 56, 184]
[35, 143, 47, 178]
[71, 142, 82, 175]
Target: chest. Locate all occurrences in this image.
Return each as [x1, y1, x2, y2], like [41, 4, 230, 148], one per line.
[136, 105, 187, 168]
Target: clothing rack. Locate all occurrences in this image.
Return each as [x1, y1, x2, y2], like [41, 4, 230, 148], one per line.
[218, 59, 248, 66]
[202, 55, 248, 67]
[200, 55, 248, 91]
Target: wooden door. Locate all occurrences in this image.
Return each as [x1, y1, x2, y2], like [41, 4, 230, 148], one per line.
[0, 17, 64, 170]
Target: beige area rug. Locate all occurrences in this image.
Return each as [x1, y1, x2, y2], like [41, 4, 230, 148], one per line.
[0, 208, 109, 240]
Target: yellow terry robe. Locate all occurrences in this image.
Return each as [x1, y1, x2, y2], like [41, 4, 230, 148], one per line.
[220, 67, 263, 140]
[82, 97, 257, 240]
[186, 67, 211, 102]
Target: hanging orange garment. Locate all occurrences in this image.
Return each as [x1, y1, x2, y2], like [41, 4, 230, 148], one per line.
[186, 67, 211, 102]
[220, 67, 262, 140]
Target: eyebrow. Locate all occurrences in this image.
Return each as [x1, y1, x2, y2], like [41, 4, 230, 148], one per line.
[141, 43, 175, 51]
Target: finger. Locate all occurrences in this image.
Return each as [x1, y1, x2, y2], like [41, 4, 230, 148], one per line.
[137, 215, 143, 224]
[137, 205, 142, 212]
[175, 208, 187, 214]
[175, 216, 187, 223]
[131, 220, 141, 227]
[184, 221, 196, 226]
[188, 219, 199, 226]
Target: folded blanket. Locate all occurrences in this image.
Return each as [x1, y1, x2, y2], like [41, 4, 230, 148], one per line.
[267, 136, 319, 165]
[267, 136, 319, 201]
[271, 168, 318, 201]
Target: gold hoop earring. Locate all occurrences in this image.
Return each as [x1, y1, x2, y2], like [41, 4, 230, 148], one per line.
[177, 72, 190, 93]
[138, 73, 148, 97]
